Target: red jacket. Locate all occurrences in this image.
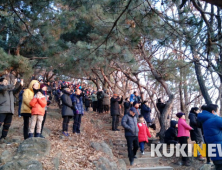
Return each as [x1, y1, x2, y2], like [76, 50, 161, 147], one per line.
[30, 96, 47, 116]
[137, 122, 152, 143]
[177, 118, 193, 137]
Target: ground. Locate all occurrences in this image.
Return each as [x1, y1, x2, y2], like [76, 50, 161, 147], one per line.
[0, 104, 213, 170]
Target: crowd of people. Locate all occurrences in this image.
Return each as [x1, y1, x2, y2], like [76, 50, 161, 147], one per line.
[1, 74, 222, 169]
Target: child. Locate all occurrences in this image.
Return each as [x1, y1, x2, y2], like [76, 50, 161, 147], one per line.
[29, 91, 47, 137]
[137, 115, 151, 154]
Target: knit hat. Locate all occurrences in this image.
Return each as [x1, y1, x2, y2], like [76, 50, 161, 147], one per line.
[176, 112, 185, 118]
[130, 107, 137, 113]
[40, 84, 47, 89]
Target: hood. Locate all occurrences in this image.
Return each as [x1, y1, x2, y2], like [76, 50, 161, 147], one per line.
[28, 80, 40, 91]
[170, 120, 178, 128]
[197, 110, 215, 124]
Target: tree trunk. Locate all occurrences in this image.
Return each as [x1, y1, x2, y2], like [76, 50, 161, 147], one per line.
[193, 59, 212, 104]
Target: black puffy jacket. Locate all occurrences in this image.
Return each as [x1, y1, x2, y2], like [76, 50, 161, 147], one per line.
[164, 120, 178, 143]
[121, 113, 139, 137]
[189, 112, 203, 142]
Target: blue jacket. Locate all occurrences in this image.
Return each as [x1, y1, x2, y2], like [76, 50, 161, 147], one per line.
[71, 94, 84, 115]
[130, 94, 135, 103]
[141, 104, 152, 123]
[197, 110, 222, 161]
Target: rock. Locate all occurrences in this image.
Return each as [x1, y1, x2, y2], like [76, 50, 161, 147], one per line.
[199, 164, 212, 170]
[42, 128, 51, 138]
[47, 111, 61, 119]
[91, 142, 114, 159]
[0, 160, 42, 170]
[95, 157, 118, 170]
[0, 150, 13, 164]
[16, 137, 51, 159]
[0, 143, 6, 149]
[52, 152, 61, 170]
[11, 136, 22, 143]
[118, 159, 127, 170]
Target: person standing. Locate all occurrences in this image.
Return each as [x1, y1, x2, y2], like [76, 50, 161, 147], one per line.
[121, 107, 139, 166]
[91, 91, 98, 112]
[141, 101, 151, 124]
[103, 90, 110, 113]
[176, 112, 193, 166]
[197, 104, 222, 169]
[97, 89, 104, 113]
[84, 92, 91, 112]
[29, 91, 47, 137]
[124, 97, 130, 115]
[188, 107, 204, 161]
[110, 93, 123, 131]
[21, 80, 40, 139]
[61, 86, 73, 136]
[0, 75, 23, 141]
[71, 88, 84, 134]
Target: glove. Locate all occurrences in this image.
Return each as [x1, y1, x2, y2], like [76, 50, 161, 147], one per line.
[76, 110, 79, 114]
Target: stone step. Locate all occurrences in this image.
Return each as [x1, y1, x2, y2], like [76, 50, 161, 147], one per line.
[136, 152, 151, 158]
[130, 166, 173, 170]
[123, 157, 159, 166]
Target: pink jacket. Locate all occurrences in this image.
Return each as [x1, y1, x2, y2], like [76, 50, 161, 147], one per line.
[177, 118, 193, 137]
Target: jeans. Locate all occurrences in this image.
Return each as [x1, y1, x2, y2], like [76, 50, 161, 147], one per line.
[139, 142, 145, 152]
[126, 136, 139, 162]
[0, 113, 13, 138]
[73, 114, 82, 133]
[178, 136, 188, 162]
[112, 115, 119, 130]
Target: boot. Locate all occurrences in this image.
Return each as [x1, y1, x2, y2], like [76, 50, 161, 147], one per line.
[35, 133, 40, 137]
[39, 134, 45, 138]
[28, 133, 34, 138]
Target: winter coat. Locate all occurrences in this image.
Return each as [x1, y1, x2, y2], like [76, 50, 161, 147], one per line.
[188, 112, 203, 142]
[91, 94, 97, 102]
[84, 95, 91, 108]
[110, 97, 123, 116]
[71, 94, 84, 115]
[197, 110, 222, 161]
[0, 83, 21, 114]
[141, 104, 152, 123]
[137, 122, 151, 143]
[164, 120, 178, 143]
[121, 113, 139, 137]
[61, 91, 73, 117]
[21, 80, 40, 114]
[156, 102, 166, 115]
[129, 94, 135, 103]
[103, 93, 110, 105]
[97, 91, 104, 101]
[124, 101, 130, 115]
[177, 118, 192, 137]
[29, 96, 47, 116]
